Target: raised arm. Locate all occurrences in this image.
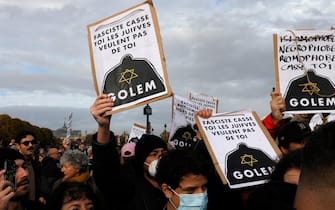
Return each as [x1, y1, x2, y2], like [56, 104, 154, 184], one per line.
[270, 89, 286, 124]
[90, 94, 114, 144]
[89, 95, 122, 210]
[263, 89, 286, 138]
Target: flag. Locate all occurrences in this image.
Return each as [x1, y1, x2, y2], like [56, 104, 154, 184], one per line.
[65, 112, 72, 145]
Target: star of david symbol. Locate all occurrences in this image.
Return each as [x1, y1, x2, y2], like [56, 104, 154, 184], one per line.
[182, 132, 192, 141]
[119, 68, 138, 85]
[240, 154, 258, 167]
[299, 81, 320, 96]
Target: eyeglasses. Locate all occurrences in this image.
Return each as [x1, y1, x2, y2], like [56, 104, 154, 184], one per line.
[21, 140, 37, 146]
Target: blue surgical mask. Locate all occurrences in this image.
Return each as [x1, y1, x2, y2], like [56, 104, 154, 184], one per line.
[168, 187, 208, 210]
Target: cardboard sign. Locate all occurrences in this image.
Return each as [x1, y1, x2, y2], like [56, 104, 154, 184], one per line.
[128, 123, 146, 142]
[189, 91, 219, 114]
[195, 110, 281, 189]
[87, 1, 172, 114]
[273, 30, 335, 114]
[169, 94, 219, 149]
[169, 95, 203, 149]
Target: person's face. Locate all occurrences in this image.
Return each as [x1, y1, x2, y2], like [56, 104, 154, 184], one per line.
[61, 162, 80, 180]
[144, 147, 165, 172]
[49, 148, 60, 160]
[167, 174, 208, 208]
[14, 159, 30, 197]
[17, 135, 36, 156]
[61, 198, 94, 210]
[38, 154, 44, 162]
[79, 144, 85, 151]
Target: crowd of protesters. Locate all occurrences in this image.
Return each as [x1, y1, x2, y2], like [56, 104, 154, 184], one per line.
[1, 90, 335, 210]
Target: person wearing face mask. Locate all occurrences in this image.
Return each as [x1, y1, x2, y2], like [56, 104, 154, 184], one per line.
[90, 95, 168, 210]
[131, 134, 168, 210]
[155, 149, 210, 210]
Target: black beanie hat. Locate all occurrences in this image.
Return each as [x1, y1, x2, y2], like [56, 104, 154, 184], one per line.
[135, 134, 167, 174]
[277, 121, 311, 148]
[0, 148, 24, 169]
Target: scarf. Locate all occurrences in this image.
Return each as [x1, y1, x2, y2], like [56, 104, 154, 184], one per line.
[63, 171, 90, 183]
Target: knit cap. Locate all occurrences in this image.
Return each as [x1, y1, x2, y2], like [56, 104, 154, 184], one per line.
[134, 134, 167, 174]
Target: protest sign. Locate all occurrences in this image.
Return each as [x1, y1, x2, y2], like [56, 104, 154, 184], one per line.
[189, 91, 219, 113]
[169, 95, 202, 149]
[169, 94, 219, 149]
[195, 110, 281, 189]
[128, 123, 146, 142]
[87, 1, 172, 115]
[273, 29, 335, 114]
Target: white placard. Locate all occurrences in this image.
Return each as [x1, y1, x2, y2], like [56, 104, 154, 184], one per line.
[87, 1, 172, 114]
[195, 110, 281, 189]
[274, 30, 335, 114]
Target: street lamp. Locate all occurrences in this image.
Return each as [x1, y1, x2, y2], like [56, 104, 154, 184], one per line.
[143, 104, 152, 134]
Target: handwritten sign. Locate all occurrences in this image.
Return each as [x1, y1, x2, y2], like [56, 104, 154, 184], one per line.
[195, 110, 281, 189]
[87, 1, 172, 114]
[273, 29, 335, 114]
[169, 94, 219, 149]
[169, 95, 203, 149]
[128, 123, 146, 142]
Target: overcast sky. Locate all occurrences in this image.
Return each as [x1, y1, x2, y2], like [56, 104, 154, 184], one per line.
[0, 0, 334, 135]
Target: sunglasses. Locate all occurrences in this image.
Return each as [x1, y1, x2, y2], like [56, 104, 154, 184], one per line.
[21, 140, 37, 146]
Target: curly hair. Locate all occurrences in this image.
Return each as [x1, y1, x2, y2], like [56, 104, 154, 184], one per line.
[60, 149, 89, 172]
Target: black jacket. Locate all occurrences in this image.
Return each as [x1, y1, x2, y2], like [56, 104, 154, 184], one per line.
[92, 132, 166, 210]
[40, 157, 63, 201]
[23, 199, 46, 210]
[246, 181, 297, 210]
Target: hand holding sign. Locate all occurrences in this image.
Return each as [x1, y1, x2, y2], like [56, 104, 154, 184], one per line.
[195, 110, 281, 189]
[87, 1, 172, 115]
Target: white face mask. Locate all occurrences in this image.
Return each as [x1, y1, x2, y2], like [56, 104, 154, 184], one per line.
[144, 159, 159, 177]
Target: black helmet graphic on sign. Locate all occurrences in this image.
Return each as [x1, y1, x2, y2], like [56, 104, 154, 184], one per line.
[284, 69, 335, 111]
[170, 124, 197, 150]
[226, 143, 276, 186]
[102, 54, 166, 106]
